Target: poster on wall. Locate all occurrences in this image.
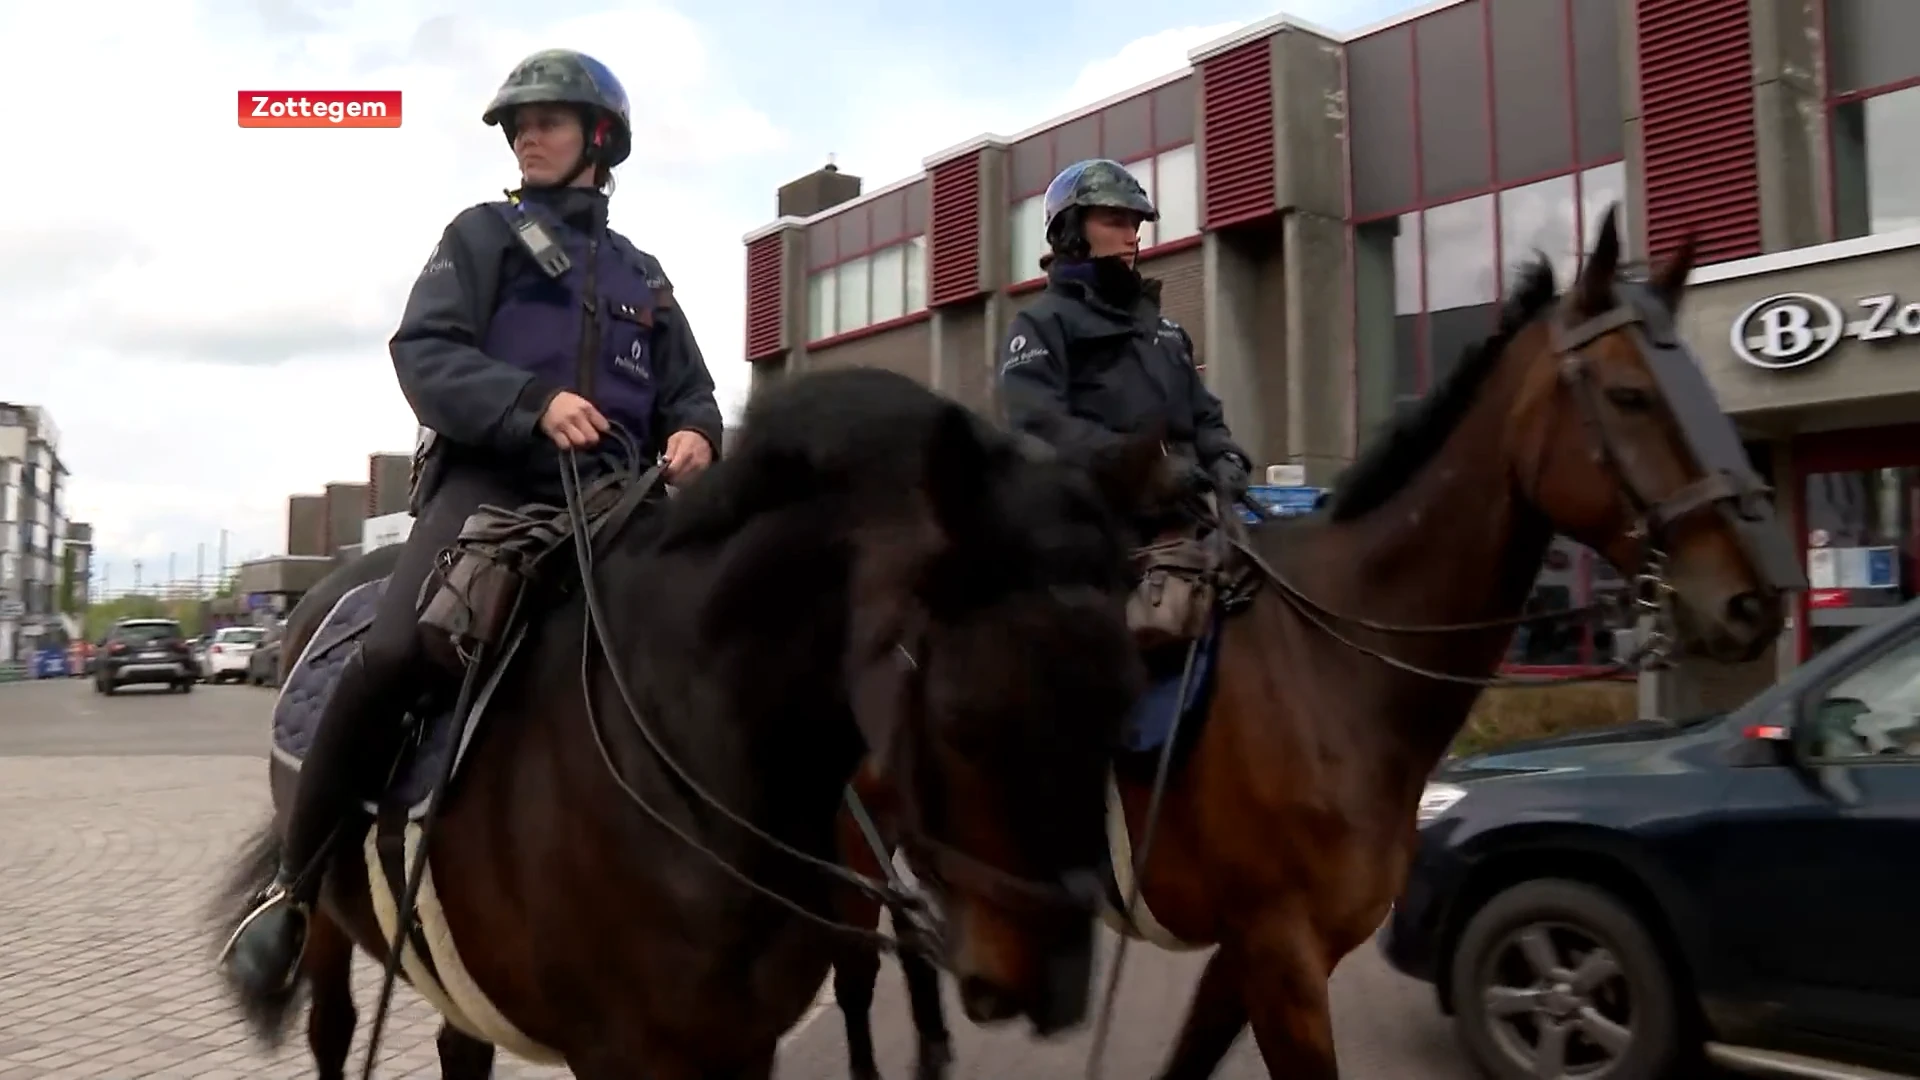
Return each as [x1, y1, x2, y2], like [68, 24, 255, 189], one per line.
[1806, 545, 1900, 608]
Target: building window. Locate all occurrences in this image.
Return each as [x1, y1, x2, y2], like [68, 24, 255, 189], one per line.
[1347, 0, 1628, 671]
[1803, 465, 1918, 656]
[1832, 85, 1920, 239]
[1005, 77, 1198, 285]
[806, 237, 928, 342]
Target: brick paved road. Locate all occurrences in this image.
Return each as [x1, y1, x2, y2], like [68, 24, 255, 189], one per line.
[0, 678, 1477, 1079]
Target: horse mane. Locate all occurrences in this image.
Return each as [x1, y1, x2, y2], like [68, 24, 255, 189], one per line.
[1326, 257, 1561, 522]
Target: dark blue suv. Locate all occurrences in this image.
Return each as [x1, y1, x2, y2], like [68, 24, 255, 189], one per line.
[1381, 598, 1920, 1080]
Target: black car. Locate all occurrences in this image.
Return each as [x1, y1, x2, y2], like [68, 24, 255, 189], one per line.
[94, 618, 197, 694]
[247, 625, 285, 688]
[1382, 597, 1920, 1080]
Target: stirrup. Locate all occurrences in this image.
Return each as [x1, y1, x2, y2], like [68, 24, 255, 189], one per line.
[215, 881, 311, 988]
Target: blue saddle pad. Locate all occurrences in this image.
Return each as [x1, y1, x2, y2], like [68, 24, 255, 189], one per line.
[1119, 614, 1223, 755]
[269, 577, 466, 818]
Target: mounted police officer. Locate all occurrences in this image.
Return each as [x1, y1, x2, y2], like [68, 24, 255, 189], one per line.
[217, 48, 724, 999]
[998, 159, 1252, 527]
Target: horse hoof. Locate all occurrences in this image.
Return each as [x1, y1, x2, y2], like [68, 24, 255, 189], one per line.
[914, 1041, 953, 1080]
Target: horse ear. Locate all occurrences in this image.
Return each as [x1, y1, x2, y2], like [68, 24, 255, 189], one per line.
[1087, 428, 1170, 520]
[1650, 231, 1697, 314]
[1576, 203, 1623, 315]
[921, 403, 994, 545]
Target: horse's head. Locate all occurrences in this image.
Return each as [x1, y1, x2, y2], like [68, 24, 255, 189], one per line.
[848, 404, 1160, 1036]
[1511, 206, 1805, 662]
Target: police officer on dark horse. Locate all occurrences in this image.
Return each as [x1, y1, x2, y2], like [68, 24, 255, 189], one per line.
[217, 48, 725, 1001]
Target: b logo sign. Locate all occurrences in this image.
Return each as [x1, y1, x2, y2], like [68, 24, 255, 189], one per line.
[1729, 293, 1845, 369]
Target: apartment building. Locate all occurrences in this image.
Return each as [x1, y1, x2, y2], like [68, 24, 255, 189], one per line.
[0, 403, 69, 659]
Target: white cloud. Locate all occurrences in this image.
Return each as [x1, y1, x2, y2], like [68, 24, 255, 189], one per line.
[1, 0, 783, 586]
[0, 0, 1312, 595]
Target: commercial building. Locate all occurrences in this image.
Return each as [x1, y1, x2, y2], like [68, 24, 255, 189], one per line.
[0, 404, 70, 659]
[241, 451, 414, 618]
[739, 0, 1920, 704]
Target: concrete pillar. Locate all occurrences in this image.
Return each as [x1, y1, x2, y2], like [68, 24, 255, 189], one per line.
[1283, 210, 1353, 486]
[1618, 0, 1649, 261]
[1202, 230, 1278, 466]
[1749, 0, 1829, 250]
[1771, 434, 1804, 679]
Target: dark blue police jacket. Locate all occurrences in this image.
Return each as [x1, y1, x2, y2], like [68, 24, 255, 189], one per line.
[482, 197, 663, 450]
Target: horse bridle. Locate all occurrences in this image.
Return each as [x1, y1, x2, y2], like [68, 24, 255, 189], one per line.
[1221, 282, 1803, 687]
[872, 611, 1113, 925]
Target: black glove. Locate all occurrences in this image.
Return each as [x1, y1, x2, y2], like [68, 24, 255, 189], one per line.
[1208, 456, 1250, 504]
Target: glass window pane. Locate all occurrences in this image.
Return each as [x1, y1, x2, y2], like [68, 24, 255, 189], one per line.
[1423, 194, 1497, 311]
[1354, 214, 1420, 448]
[808, 271, 837, 340]
[1347, 26, 1417, 216]
[1804, 466, 1917, 639]
[1848, 87, 1920, 236]
[836, 257, 870, 332]
[1571, 0, 1624, 163]
[1826, 0, 1920, 97]
[1490, 0, 1573, 183]
[1135, 160, 1158, 249]
[1010, 195, 1047, 282]
[1499, 174, 1578, 289]
[1416, 1, 1492, 201]
[1154, 145, 1199, 243]
[870, 243, 907, 324]
[1507, 537, 1592, 666]
[1810, 632, 1920, 759]
[1578, 161, 1627, 259]
[1429, 303, 1497, 388]
[905, 236, 927, 313]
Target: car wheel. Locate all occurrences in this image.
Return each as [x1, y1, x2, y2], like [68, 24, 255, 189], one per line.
[1449, 878, 1687, 1080]
[178, 680, 194, 693]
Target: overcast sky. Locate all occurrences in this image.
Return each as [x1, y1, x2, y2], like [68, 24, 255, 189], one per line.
[0, 0, 1417, 592]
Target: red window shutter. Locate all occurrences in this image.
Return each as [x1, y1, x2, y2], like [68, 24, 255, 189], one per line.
[1200, 37, 1276, 229]
[744, 233, 784, 360]
[929, 152, 983, 307]
[1637, 0, 1760, 263]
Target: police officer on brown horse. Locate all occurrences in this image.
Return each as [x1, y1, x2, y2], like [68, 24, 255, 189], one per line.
[998, 159, 1252, 528]
[217, 48, 724, 999]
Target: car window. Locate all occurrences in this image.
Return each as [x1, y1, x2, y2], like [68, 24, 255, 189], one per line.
[113, 623, 181, 645]
[1807, 631, 1920, 760]
[216, 628, 266, 644]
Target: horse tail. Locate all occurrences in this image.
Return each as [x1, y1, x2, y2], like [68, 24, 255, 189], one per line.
[202, 815, 304, 1046]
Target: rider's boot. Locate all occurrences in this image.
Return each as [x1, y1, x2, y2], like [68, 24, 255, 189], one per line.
[219, 649, 392, 997]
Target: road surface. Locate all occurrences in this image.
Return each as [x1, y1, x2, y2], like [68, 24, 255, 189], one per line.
[0, 677, 1477, 1078]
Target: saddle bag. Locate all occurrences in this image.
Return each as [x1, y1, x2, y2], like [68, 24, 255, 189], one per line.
[417, 508, 537, 668]
[1126, 535, 1218, 651]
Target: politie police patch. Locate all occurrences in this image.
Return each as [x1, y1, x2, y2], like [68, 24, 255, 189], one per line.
[419, 240, 452, 279]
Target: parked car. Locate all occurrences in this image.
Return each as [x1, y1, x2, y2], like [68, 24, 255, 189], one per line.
[1381, 595, 1920, 1080]
[202, 625, 268, 683]
[94, 618, 196, 694]
[247, 626, 285, 688]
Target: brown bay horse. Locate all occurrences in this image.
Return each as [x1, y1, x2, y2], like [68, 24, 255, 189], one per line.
[203, 367, 1168, 1078]
[828, 209, 1806, 1079]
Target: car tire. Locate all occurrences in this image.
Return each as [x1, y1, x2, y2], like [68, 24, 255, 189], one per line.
[178, 680, 194, 693]
[1449, 878, 1688, 1080]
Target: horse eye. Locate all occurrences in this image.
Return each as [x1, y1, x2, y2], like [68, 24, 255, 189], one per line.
[1605, 386, 1654, 411]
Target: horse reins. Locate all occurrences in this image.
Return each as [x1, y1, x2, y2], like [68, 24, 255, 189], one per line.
[1212, 288, 1778, 690]
[554, 442, 933, 954]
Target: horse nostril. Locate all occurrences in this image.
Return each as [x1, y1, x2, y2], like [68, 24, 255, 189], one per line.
[959, 976, 1019, 1024]
[1725, 591, 1769, 628]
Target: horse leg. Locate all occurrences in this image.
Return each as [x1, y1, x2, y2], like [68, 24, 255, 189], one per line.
[831, 899, 885, 1080]
[1235, 920, 1340, 1080]
[304, 910, 357, 1080]
[1152, 947, 1248, 1080]
[898, 945, 952, 1080]
[435, 1023, 495, 1078]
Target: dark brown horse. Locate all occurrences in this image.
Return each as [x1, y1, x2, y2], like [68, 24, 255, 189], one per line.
[204, 367, 1168, 1078]
[828, 210, 1805, 1079]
